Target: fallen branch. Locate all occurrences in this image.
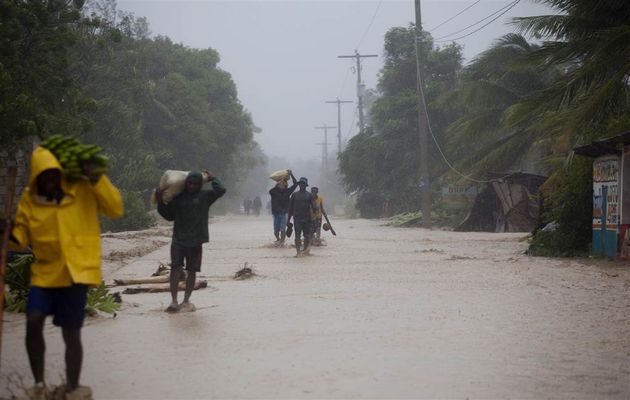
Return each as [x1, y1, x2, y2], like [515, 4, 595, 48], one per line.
[114, 276, 169, 286]
[122, 280, 208, 294]
[234, 262, 256, 280]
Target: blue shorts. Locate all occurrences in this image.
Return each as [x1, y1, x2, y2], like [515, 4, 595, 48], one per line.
[27, 285, 88, 329]
[273, 213, 287, 232]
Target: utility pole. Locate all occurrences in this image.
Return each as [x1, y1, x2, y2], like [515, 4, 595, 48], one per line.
[315, 125, 336, 176]
[314, 142, 333, 175]
[414, 0, 431, 228]
[338, 50, 377, 132]
[325, 98, 353, 155]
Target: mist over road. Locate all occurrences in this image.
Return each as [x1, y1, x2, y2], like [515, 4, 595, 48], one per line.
[2, 216, 629, 399]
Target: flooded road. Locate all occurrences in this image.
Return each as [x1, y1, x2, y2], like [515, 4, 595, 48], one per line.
[2, 216, 630, 399]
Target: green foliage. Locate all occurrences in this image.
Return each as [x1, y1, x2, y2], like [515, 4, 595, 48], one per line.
[3, 0, 257, 209]
[513, 1, 630, 129]
[0, 0, 89, 148]
[85, 283, 121, 316]
[339, 26, 463, 217]
[5, 254, 121, 315]
[101, 190, 155, 232]
[528, 157, 593, 257]
[4, 254, 33, 313]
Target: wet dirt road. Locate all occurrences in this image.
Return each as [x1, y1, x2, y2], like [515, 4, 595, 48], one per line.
[2, 216, 630, 399]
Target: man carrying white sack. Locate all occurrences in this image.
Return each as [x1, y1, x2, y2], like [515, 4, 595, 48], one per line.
[268, 170, 298, 244]
[155, 170, 226, 312]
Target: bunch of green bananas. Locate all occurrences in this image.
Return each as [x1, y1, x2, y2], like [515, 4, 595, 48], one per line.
[41, 134, 108, 181]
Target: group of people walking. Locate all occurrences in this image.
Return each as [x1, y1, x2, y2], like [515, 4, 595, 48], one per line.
[268, 170, 327, 256]
[4, 149, 330, 398]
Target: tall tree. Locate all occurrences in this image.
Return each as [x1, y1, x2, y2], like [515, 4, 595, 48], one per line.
[0, 0, 87, 149]
[339, 25, 463, 216]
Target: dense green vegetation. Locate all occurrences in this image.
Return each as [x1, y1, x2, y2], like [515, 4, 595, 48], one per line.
[338, 0, 630, 256]
[2, 0, 261, 231]
[339, 26, 463, 217]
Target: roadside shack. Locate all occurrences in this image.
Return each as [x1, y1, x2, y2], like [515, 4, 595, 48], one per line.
[573, 132, 630, 258]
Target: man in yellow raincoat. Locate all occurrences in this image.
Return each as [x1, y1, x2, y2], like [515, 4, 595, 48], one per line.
[10, 146, 123, 399]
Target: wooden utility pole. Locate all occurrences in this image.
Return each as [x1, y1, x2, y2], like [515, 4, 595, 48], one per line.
[315, 125, 336, 175]
[314, 142, 333, 174]
[0, 166, 18, 368]
[325, 98, 353, 155]
[338, 50, 377, 132]
[414, 0, 431, 228]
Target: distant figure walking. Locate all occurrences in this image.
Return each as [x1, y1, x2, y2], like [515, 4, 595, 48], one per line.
[252, 196, 262, 216]
[288, 177, 318, 256]
[156, 170, 226, 313]
[243, 197, 252, 215]
[310, 186, 327, 246]
[269, 170, 298, 244]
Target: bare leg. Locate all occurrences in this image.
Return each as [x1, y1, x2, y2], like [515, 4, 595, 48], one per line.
[303, 233, 311, 254]
[26, 312, 46, 384]
[62, 328, 83, 392]
[295, 232, 302, 255]
[183, 270, 196, 303]
[166, 265, 182, 312]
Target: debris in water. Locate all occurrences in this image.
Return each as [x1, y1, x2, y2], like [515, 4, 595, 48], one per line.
[152, 262, 170, 276]
[234, 262, 256, 280]
[123, 280, 208, 294]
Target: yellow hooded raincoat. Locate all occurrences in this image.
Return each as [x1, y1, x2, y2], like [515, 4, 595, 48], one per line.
[11, 146, 124, 287]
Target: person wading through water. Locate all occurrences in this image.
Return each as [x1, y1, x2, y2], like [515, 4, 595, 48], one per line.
[287, 177, 318, 256]
[310, 186, 327, 246]
[156, 171, 226, 312]
[268, 170, 297, 244]
[9, 146, 124, 400]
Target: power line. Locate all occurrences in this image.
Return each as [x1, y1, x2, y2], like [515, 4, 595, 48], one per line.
[434, 0, 520, 42]
[337, 65, 353, 98]
[343, 108, 359, 144]
[356, 0, 384, 50]
[416, 58, 512, 184]
[427, 0, 481, 32]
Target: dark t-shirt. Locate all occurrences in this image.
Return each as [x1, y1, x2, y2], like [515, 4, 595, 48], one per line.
[288, 190, 318, 222]
[157, 178, 226, 246]
[269, 183, 298, 214]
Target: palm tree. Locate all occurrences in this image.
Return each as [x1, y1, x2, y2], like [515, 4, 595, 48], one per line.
[511, 0, 630, 136]
[437, 33, 559, 179]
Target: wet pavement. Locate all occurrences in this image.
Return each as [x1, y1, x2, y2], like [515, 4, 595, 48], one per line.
[2, 215, 629, 399]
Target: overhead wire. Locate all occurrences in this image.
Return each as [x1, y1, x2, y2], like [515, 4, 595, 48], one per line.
[434, 0, 521, 42]
[355, 0, 384, 50]
[414, 5, 518, 183]
[337, 0, 383, 142]
[427, 0, 481, 32]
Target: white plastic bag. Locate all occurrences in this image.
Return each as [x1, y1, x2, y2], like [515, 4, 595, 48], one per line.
[151, 170, 210, 204]
[269, 169, 290, 182]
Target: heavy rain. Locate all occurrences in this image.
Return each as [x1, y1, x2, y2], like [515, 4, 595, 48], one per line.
[1, 1, 629, 399]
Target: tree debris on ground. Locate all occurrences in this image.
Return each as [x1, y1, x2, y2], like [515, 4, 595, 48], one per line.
[122, 280, 208, 294]
[234, 262, 256, 280]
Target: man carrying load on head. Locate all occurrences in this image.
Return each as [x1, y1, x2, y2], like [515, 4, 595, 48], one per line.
[268, 170, 298, 244]
[156, 170, 226, 313]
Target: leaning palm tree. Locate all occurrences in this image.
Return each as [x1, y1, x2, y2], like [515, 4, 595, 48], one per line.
[510, 0, 630, 139]
[437, 33, 559, 180]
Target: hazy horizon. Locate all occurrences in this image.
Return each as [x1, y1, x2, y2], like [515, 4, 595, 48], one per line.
[117, 0, 552, 164]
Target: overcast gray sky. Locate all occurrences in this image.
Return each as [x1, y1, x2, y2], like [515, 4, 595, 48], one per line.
[117, 0, 552, 162]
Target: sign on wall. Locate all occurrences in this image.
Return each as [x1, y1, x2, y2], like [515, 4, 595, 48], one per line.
[593, 156, 620, 228]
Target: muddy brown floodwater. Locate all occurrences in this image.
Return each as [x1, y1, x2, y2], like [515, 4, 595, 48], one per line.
[2, 215, 629, 399]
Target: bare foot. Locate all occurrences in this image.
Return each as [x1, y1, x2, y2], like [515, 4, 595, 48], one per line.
[165, 302, 180, 313]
